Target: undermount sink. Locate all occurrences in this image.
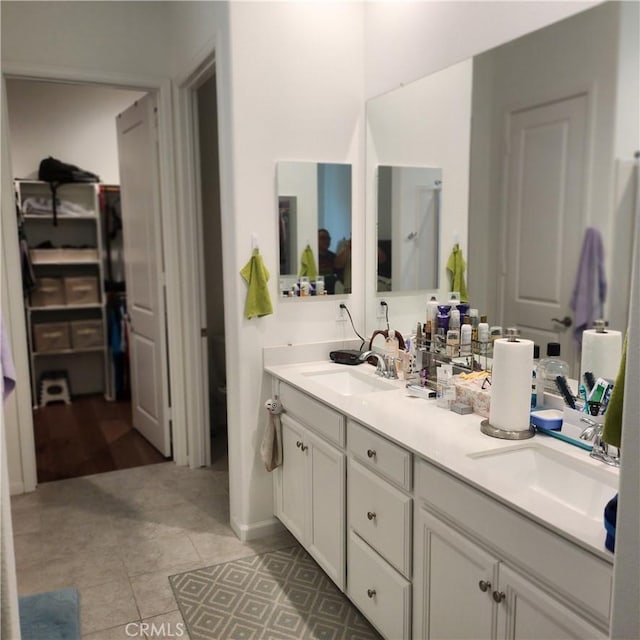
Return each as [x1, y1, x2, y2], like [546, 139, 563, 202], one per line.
[302, 367, 398, 396]
[468, 444, 617, 522]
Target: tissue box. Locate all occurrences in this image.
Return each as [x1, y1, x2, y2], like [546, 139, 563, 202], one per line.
[453, 375, 491, 418]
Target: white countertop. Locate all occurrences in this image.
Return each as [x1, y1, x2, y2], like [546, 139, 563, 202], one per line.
[265, 359, 618, 564]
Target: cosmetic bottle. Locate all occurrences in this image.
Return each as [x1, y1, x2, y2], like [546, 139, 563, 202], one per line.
[460, 319, 472, 356]
[531, 344, 541, 408]
[469, 309, 479, 342]
[385, 325, 400, 374]
[436, 305, 451, 345]
[425, 296, 439, 348]
[537, 342, 570, 397]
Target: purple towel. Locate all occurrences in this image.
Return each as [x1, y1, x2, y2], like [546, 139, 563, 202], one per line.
[570, 227, 607, 347]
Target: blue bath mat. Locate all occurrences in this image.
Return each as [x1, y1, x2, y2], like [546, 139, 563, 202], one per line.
[19, 588, 80, 640]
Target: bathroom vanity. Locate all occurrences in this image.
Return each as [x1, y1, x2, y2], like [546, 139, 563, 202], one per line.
[266, 356, 617, 640]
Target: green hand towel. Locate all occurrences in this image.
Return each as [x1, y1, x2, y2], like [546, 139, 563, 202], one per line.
[240, 249, 273, 319]
[602, 333, 627, 449]
[446, 243, 468, 302]
[299, 245, 318, 280]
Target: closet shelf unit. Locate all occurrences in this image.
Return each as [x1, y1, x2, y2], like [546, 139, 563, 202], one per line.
[16, 179, 112, 407]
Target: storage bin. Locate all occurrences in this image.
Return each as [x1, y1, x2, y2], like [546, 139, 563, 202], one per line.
[64, 276, 99, 305]
[33, 322, 71, 353]
[30, 277, 65, 307]
[70, 320, 104, 349]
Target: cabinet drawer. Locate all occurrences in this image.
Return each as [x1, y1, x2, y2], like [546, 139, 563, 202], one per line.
[348, 458, 412, 578]
[279, 382, 344, 447]
[348, 530, 411, 640]
[348, 419, 411, 490]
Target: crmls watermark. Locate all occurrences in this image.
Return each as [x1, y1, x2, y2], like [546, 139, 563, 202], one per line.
[125, 622, 186, 638]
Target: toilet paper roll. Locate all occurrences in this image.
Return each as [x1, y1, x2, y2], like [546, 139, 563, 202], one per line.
[489, 337, 534, 432]
[580, 329, 623, 381]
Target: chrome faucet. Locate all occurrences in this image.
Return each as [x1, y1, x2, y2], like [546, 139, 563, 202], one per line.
[358, 350, 397, 379]
[579, 417, 620, 467]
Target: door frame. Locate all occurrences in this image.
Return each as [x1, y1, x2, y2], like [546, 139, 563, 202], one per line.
[172, 49, 218, 469]
[1, 62, 191, 491]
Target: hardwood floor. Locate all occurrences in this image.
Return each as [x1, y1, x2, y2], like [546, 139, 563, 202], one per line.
[33, 395, 167, 483]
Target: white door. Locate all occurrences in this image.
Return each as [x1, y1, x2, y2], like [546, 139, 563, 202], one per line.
[497, 565, 606, 640]
[116, 94, 171, 456]
[414, 506, 496, 640]
[308, 431, 345, 590]
[278, 415, 307, 543]
[503, 94, 589, 370]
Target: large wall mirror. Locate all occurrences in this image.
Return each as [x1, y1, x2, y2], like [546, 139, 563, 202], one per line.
[365, 1, 638, 374]
[277, 161, 352, 296]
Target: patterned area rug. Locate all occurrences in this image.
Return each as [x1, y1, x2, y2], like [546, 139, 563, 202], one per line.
[169, 545, 381, 639]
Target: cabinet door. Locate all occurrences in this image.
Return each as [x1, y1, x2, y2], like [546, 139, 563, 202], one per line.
[279, 415, 308, 544]
[497, 565, 606, 640]
[414, 506, 496, 640]
[308, 430, 346, 590]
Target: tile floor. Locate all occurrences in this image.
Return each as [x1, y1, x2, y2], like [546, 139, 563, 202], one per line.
[10, 457, 295, 639]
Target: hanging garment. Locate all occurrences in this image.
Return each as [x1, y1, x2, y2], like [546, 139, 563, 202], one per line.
[570, 227, 607, 347]
[298, 245, 318, 280]
[446, 243, 468, 302]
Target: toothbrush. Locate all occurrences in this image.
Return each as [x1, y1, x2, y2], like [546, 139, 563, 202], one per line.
[583, 371, 596, 393]
[555, 375, 577, 410]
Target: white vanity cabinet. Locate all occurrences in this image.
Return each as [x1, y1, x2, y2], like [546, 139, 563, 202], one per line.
[347, 420, 413, 639]
[413, 460, 610, 640]
[274, 383, 346, 590]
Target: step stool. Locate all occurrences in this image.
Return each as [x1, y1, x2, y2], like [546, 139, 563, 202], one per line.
[39, 370, 71, 407]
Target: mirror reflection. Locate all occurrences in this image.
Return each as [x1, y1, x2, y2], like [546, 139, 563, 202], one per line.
[365, 1, 638, 365]
[377, 165, 441, 292]
[277, 161, 352, 296]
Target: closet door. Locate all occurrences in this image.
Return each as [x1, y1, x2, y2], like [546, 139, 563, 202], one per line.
[116, 93, 170, 456]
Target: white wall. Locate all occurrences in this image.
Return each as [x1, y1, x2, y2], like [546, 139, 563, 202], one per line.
[1, 1, 172, 78]
[221, 1, 365, 537]
[364, 0, 597, 99]
[6, 80, 145, 183]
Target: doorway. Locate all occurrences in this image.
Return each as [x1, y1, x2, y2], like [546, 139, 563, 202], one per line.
[5, 78, 171, 482]
[193, 70, 228, 469]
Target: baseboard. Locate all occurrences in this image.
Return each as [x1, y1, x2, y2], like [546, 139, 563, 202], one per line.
[230, 514, 285, 542]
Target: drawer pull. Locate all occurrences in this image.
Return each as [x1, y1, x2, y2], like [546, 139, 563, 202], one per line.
[478, 580, 491, 592]
[367, 511, 376, 521]
[301, 444, 308, 452]
[492, 590, 506, 603]
[367, 449, 376, 459]
[367, 589, 376, 599]
[296, 441, 303, 449]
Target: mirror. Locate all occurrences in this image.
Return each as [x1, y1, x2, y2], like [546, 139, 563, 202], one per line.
[277, 161, 352, 296]
[376, 165, 441, 293]
[365, 1, 638, 361]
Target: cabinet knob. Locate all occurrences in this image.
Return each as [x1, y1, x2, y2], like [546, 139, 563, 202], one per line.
[367, 589, 376, 598]
[478, 580, 491, 593]
[367, 511, 376, 521]
[492, 590, 506, 603]
[367, 449, 376, 458]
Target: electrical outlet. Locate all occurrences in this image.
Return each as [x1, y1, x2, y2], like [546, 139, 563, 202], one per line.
[336, 304, 348, 322]
[376, 301, 387, 319]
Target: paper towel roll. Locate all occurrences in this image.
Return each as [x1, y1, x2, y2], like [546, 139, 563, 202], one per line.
[489, 337, 534, 432]
[580, 329, 623, 381]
